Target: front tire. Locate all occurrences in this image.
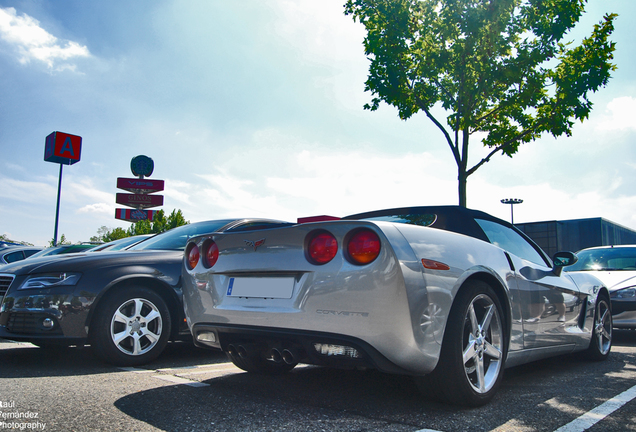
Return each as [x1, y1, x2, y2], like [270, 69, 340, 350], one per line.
[585, 293, 612, 361]
[419, 280, 507, 407]
[90, 287, 172, 367]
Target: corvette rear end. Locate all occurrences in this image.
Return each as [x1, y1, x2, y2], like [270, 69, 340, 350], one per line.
[182, 206, 612, 406]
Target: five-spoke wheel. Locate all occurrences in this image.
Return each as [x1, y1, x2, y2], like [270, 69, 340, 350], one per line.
[418, 280, 507, 407]
[91, 287, 171, 366]
[585, 293, 612, 360]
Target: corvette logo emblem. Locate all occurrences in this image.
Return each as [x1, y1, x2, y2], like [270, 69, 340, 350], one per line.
[244, 238, 266, 251]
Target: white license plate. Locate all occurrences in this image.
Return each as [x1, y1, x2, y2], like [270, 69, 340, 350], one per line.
[226, 277, 294, 299]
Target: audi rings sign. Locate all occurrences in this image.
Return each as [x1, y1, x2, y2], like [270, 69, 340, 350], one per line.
[115, 155, 164, 223]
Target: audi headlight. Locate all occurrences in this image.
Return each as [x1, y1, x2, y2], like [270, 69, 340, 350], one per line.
[19, 272, 82, 290]
[612, 287, 636, 299]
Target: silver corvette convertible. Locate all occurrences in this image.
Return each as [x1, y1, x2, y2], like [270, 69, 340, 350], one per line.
[182, 206, 612, 406]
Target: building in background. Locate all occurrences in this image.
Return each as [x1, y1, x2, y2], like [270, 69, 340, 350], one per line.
[517, 218, 636, 257]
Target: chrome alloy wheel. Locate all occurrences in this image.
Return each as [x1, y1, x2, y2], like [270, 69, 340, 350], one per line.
[110, 298, 163, 356]
[462, 294, 503, 394]
[594, 298, 612, 356]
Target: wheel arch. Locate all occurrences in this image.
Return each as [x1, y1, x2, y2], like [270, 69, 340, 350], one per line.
[86, 276, 184, 340]
[455, 271, 512, 346]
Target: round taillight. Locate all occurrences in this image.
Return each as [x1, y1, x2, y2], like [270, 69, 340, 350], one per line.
[347, 229, 381, 265]
[186, 243, 200, 270]
[203, 240, 219, 268]
[307, 231, 338, 265]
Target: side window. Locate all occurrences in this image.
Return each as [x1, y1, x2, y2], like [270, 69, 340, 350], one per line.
[4, 251, 25, 263]
[475, 219, 548, 266]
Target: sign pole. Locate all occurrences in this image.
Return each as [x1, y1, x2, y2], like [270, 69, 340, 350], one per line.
[53, 164, 64, 246]
[44, 131, 82, 247]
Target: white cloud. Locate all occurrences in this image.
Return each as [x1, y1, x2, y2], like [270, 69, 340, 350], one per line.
[596, 96, 636, 131]
[0, 7, 90, 69]
[77, 202, 113, 215]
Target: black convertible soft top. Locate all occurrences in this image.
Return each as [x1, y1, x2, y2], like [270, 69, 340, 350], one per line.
[344, 205, 518, 245]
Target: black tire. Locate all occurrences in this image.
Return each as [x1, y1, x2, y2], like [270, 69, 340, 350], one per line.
[225, 346, 296, 375]
[418, 280, 507, 407]
[90, 287, 172, 367]
[585, 293, 612, 361]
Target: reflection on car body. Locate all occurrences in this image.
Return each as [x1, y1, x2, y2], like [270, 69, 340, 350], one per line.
[182, 206, 613, 406]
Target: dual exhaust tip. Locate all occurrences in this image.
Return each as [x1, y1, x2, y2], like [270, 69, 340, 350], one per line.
[227, 343, 299, 365]
[270, 347, 299, 365]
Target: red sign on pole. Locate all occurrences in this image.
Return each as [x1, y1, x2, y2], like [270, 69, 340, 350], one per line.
[116, 177, 164, 194]
[115, 208, 157, 222]
[116, 193, 164, 209]
[44, 131, 82, 165]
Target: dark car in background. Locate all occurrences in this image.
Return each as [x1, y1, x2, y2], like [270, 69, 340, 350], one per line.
[27, 243, 99, 259]
[88, 235, 153, 252]
[0, 218, 291, 366]
[0, 246, 43, 265]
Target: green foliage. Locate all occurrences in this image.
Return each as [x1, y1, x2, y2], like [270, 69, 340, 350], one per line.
[49, 234, 71, 247]
[104, 227, 129, 242]
[0, 234, 34, 246]
[90, 210, 190, 243]
[127, 209, 190, 236]
[92, 209, 190, 241]
[344, 0, 616, 206]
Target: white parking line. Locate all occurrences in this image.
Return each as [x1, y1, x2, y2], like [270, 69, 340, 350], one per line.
[152, 375, 209, 387]
[156, 363, 237, 374]
[553, 384, 636, 432]
[118, 366, 155, 373]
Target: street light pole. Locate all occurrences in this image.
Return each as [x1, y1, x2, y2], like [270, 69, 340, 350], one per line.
[501, 198, 523, 224]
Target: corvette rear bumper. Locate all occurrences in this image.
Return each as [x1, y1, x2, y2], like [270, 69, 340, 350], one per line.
[192, 323, 415, 375]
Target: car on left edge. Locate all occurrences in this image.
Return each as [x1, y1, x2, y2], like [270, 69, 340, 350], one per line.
[0, 246, 43, 265]
[26, 243, 100, 258]
[0, 218, 292, 366]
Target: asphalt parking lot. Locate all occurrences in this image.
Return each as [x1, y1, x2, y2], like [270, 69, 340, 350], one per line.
[1, 330, 636, 432]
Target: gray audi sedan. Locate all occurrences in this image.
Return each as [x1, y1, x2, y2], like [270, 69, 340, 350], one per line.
[0, 218, 290, 366]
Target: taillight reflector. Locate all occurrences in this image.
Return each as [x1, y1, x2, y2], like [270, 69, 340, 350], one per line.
[421, 259, 450, 270]
[186, 243, 199, 270]
[347, 229, 381, 265]
[307, 231, 338, 265]
[203, 240, 219, 268]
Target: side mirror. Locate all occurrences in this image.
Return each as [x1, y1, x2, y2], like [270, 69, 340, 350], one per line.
[552, 251, 578, 276]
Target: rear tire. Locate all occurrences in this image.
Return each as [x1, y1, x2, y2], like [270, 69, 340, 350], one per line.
[585, 293, 612, 361]
[90, 287, 171, 367]
[417, 280, 507, 407]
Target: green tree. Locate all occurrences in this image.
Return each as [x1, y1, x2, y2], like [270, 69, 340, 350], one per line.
[127, 209, 189, 236]
[92, 209, 190, 240]
[103, 227, 129, 242]
[345, 0, 616, 206]
[49, 234, 71, 247]
[0, 234, 34, 246]
[90, 226, 111, 243]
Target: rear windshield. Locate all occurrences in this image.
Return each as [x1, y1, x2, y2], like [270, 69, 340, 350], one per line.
[360, 214, 438, 226]
[130, 220, 234, 251]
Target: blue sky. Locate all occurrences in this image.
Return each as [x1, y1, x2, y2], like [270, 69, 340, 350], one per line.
[1, 0, 635, 246]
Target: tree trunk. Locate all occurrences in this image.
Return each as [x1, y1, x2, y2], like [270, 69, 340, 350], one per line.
[458, 167, 468, 208]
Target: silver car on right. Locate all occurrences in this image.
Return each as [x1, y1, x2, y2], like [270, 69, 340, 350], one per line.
[566, 245, 636, 328]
